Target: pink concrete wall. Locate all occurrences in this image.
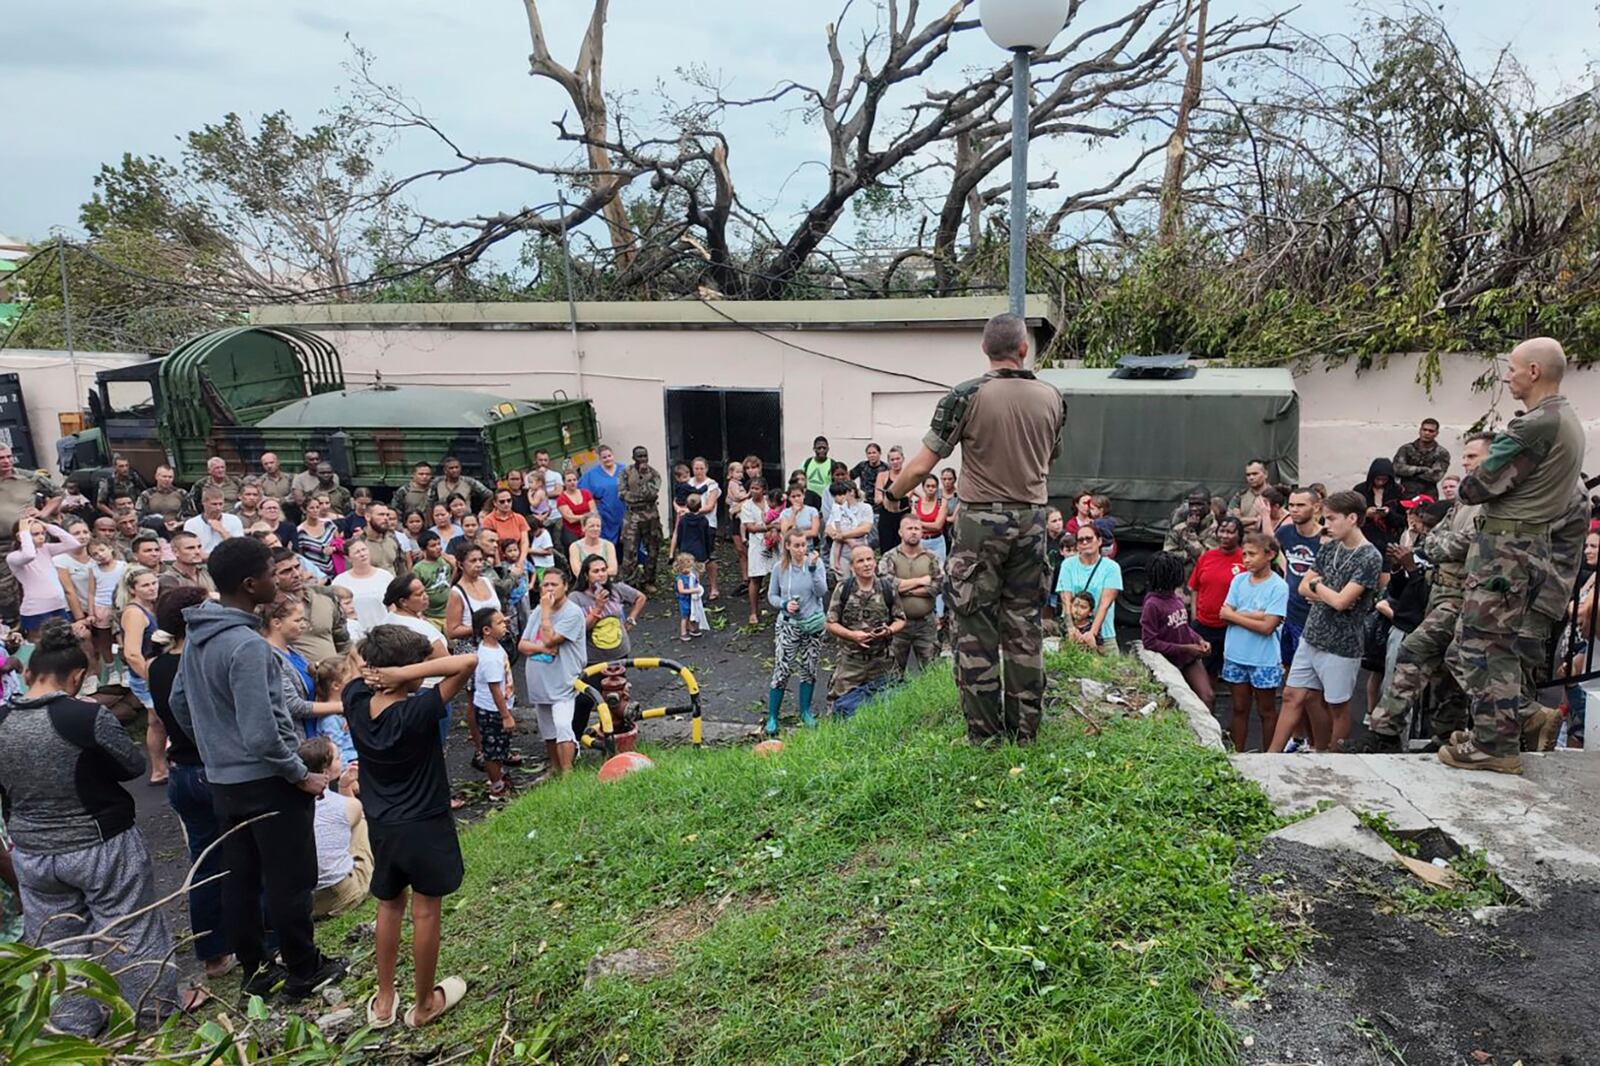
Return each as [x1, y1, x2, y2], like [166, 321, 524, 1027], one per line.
[307, 325, 1006, 478]
[1294, 352, 1600, 492]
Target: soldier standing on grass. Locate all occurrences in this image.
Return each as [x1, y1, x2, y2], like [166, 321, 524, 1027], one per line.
[1440, 337, 1586, 775]
[619, 446, 663, 590]
[883, 313, 1065, 745]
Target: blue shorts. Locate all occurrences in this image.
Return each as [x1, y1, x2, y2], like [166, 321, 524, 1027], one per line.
[677, 594, 694, 618]
[1279, 620, 1304, 669]
[1221, 659, 1284, 690]
[19, 608, 69, 635]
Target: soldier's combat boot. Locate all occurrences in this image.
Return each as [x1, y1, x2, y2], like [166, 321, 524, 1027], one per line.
[1348, 730, 1403, 755]
[1438, 739, 1523, 776]
[765, 688, 783, 738]
[1520, 707, 1559, 753]
[797, 682, 818, 728]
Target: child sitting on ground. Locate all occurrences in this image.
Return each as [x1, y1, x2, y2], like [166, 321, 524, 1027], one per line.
[298, 735, 373, 919]
[347, 624, 477, 1029]
[469, 608, 516, 802]
[672, 553, 704, 641]
[1068, 591, 1104, 651]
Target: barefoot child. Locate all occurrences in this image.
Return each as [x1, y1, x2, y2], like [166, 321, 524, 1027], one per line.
[470, 608, 516, 801]
[1219, 532, 1288, 752]
[672, 553, 703, 641]
[347, 626, 476, 1029]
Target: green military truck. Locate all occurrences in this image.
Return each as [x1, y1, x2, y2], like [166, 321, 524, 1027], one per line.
[61, 325, 600, 490]
[1041, 360, 1299, 625]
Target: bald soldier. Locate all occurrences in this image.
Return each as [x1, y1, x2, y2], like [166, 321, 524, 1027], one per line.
[0, 443, 62, 623]
[1440, 338, 1586, 774]
[883, 313, 1066, 744]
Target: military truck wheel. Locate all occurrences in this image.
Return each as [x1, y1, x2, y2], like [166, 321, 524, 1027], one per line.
[1112, 544, 1157, 630]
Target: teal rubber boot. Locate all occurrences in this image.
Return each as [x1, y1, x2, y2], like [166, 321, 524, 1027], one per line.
[765, 687, 783, 737]
[798, 681, 818, 727]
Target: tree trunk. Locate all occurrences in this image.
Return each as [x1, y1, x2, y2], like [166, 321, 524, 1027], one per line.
[1158, 0, 1208, 247]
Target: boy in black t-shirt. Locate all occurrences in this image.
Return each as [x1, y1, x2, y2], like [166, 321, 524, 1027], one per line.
[346, 625, 477, 1029]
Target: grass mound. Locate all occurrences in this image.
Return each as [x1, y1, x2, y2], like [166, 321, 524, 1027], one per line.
[349, 647, 1291, 1064]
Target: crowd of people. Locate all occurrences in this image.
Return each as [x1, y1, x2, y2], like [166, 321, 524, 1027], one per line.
[0, 324, 1588, 1038]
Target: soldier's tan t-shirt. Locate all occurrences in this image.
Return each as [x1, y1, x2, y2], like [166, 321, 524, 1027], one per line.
[923, 369, 1064, 506]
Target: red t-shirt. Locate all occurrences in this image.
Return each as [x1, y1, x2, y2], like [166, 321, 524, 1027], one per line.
[1188, 547, 1244, 628]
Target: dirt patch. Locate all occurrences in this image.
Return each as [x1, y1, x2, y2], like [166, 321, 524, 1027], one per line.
[1225, 838, 1600, 1066]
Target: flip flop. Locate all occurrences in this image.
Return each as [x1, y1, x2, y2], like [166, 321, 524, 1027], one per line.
[179, 984, 213, 1014]
[366, 991, 398, 1030]
[404, 976, 467, 1028]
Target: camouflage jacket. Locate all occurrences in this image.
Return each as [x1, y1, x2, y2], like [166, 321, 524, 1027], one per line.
[1391, 441, 1450, 495]
[136, 486, 191, 520]
[0, 470, 60, 549]
[1419, 500, 1482, 592]
[1162, 512, 1219, 565]
[1459, 395, 1586, 524]
[96, 472, 147, 512]
[187, 476, 241, 510]
[619, 465, 662, 511]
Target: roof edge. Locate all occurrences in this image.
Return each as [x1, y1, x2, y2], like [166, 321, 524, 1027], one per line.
[250, 295, 1055, 330]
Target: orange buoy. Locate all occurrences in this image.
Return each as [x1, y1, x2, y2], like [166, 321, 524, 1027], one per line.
[598, 751, 655, 782]
[753, 740, 784, 757]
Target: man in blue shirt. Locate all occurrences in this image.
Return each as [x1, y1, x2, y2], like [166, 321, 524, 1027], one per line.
[578, 446, 624, 545]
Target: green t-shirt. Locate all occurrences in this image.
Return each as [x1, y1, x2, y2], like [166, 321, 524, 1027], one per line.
[803, 457, 832, 497]
[413, 559, 452, 621]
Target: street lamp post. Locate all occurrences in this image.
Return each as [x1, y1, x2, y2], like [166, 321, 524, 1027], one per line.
[979, 0, 1069, 317]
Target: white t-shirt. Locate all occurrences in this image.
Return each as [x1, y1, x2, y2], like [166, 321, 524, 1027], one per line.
[312, 793, 356, 890]
[528, 527, 556, 568]
[332, 568, 395, 630]
[90, 560, 127, 609]
[690, 478, 721, 528]
[382, 610, 444, 687]
[54, 555, 92, 613]
[540, 468, 564, 497]
[740, 498, 774, 578]
[473, 641, 511, 713]
[183, 513, 245, 555]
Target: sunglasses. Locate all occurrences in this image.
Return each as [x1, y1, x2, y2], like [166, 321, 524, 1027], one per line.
[1075, 535, 1097, 544]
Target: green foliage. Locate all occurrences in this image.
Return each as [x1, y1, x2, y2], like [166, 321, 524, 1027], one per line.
[326, 647, 1295, 1064]
[0, 941, 376, 1064]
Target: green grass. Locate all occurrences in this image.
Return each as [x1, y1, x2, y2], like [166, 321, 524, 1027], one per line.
[334, 646, 1294, 1065]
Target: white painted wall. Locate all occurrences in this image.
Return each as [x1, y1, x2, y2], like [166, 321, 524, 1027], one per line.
[0, 350, 147, 475]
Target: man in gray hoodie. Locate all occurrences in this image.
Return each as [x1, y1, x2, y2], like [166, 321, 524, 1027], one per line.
[172, 536, 345, 1000]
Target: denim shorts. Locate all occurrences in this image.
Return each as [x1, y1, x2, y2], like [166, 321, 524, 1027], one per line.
[1221, 659, 1284, 690]
[19, 608, 69, 635]
[1278, 619, 1304, 669]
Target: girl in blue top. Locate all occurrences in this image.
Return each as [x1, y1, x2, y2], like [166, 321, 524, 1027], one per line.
[1219, 532, 1289, 752]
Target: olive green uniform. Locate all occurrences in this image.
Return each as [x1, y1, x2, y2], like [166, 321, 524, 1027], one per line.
[187, 475, 241, 511]
[925, 367, 1065, 743]
[826, 577, 907, 700]
[255, 471, 294, 502]
[391, 483, 434, 518]
[1446, 394, 1586, 757]
[618, 464, 663, 588]
[135, 486, 191, 520]
[0, 470, 61, 623]
[879, 545, 943, 674]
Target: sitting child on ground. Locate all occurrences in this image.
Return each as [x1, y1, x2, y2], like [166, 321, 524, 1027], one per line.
[672, 552, 704, 641]
[1068, 591, 1105, 652]
[346, 624, 477, 1029]
[298, 735, 373, 918]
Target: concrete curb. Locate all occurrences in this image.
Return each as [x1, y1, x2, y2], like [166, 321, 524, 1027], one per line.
[1133, 642, 1225, 752]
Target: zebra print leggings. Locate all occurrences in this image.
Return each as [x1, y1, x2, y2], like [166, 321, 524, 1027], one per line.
[771, 619, 823, 690]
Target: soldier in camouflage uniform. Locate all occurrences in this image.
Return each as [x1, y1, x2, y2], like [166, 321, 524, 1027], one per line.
[1509, 485, 1591, 750]
[1163, 490, 1220, 567]
[825, 543, 907, 714]
[0, 444, 61, 624]
[94, 454, 146, 518]
[882, 314, 1066, 744]
[136, 464, 191, 520]
[1441, 338, 1586, 774]
[879, 514, 944, 674]
[1358, 434, 1490, 750]
[186, 456, 242, 511]
[618, 446, 663, 590]
[1391, 419, 1451, 498]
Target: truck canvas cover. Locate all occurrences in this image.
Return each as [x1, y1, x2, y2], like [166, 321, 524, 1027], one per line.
[1039, 366, 1299, 543]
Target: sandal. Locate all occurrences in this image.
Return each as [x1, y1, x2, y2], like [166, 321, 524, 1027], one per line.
[366, 990, 398, 1030]
[488, 782, 510, 803]
[470, 753, 487, 772]
[506, 750, 524, 767]
[449, 795, 468, 811]
[405, 976, 467, 1028]
[179, 984, 213, 1014]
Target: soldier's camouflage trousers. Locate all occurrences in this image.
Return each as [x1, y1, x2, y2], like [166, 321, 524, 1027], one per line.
[890, 615, 941, 677]
[1369, 594, 1469, 739]
[620, 510, 663, 589]
[945, 505, 1048, 743]
[1444, 531, 1551, 758]
[0, 560, 17, 626]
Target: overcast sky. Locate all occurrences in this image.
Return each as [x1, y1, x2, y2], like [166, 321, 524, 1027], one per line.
[6, 0, 1596, 254]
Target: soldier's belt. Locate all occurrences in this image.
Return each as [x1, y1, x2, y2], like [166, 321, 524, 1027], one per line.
[964, 500, 1043, 510]
[1478, 517, 1551, 536]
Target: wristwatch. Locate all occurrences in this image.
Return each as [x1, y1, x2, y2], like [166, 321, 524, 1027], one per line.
[883, 487, 902, 505]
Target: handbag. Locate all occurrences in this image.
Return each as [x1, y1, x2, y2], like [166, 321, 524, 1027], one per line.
[778, 565, 827, 635]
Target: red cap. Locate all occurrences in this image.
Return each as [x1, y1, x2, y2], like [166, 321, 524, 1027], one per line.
[1400, 494, 1436, 510]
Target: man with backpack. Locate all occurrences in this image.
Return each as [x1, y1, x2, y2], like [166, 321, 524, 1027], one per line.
[825, 543, 907, 717]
